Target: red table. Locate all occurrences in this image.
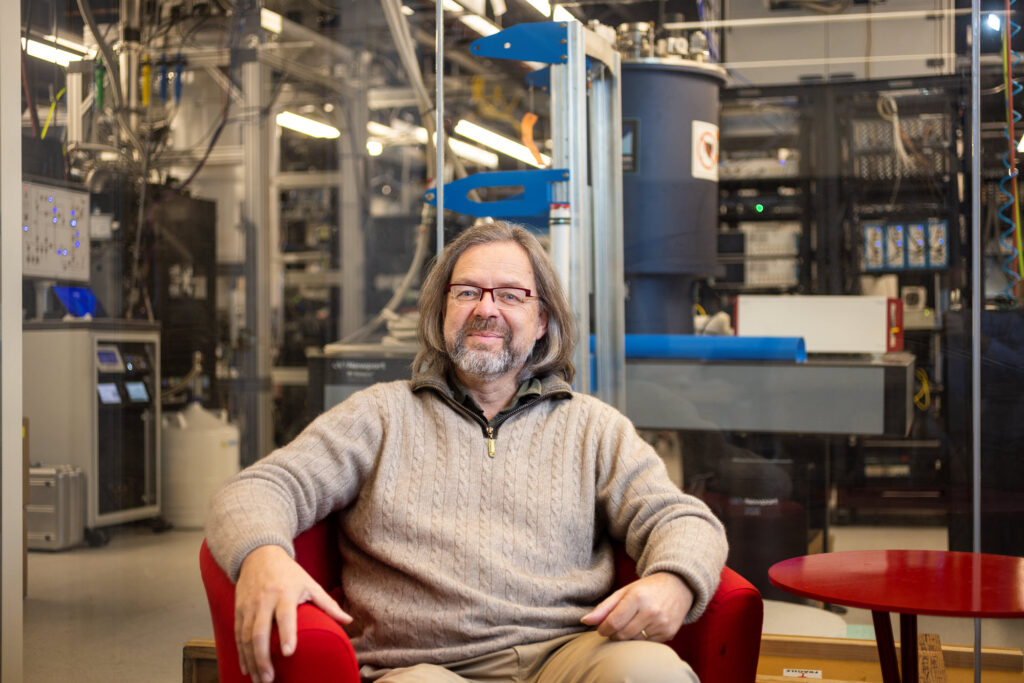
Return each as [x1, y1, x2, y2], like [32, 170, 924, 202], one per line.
[769, 550, 1024, 683]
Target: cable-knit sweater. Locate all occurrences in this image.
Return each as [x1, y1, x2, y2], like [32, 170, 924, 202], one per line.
[205, 369, 728, 670]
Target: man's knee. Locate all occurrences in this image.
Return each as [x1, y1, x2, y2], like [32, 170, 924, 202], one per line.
[374, 663, 467, 682]
[586, 640, 698, 683]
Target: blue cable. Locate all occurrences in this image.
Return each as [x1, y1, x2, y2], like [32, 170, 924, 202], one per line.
[697, 0, 719, 63]
[998, 7, 1022, 300]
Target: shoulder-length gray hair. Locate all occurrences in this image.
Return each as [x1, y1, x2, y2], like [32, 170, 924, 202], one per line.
[414, 221, 578, 382]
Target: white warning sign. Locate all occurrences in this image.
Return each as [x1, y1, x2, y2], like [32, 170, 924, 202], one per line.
[692, 120, 719, 182]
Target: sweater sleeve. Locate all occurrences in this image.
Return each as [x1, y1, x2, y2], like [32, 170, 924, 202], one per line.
[591, 400, 729, 623]
[205, 383, 390, 581]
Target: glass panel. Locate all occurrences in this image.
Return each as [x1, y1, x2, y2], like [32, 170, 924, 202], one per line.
[9, 0, 1022, 680]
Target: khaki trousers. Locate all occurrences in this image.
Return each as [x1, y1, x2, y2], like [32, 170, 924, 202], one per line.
[366, 630, 698, 683]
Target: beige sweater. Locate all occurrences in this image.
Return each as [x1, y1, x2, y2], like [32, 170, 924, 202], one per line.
[206, 371, 728, 670]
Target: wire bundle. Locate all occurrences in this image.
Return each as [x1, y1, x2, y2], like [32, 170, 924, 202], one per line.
[998, 0, 1024, 300]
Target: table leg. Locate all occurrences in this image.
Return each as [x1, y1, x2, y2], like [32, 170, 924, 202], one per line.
[872, 610, 901, 683]
[900, 613, 918, 683]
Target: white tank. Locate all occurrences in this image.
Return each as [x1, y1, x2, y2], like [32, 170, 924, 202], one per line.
[161, 403, 240, 528]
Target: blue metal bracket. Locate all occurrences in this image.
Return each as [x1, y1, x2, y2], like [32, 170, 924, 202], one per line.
[423, 169, 569, 218]
[470, 21, 569, 64]
[525, 57, 591, 91]
[525, 66, 551, 90]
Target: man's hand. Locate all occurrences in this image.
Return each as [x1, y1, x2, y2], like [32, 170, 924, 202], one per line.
[235, 545, 352, 683]
[580, 571, 694, 642]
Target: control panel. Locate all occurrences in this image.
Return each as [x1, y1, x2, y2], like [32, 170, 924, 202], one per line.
[23, 181, 91, 281]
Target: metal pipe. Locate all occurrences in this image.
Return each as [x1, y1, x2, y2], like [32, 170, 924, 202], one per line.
[665, 7, 973, 30]
[970, 0, 983, 679]
[435, 0, 445, 253]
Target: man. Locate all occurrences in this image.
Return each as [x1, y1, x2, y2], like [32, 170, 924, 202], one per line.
[206, 221, 728, 683]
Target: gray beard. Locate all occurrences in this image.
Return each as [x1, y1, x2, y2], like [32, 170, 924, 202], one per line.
[448, 321, 533, 381]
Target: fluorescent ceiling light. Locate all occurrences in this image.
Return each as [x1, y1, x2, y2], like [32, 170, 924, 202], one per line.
[457, 13, 500, 36]
[448, 138, 499, 168]
[401, 5, 415, 15]
[261, 9, 283, 34]
[366, 140, 384, 156]
[43, 34, 91, 55]
[986, 13, 1001, 30]
[276, 111, 340, 139]
[454, 119, 550, 168]
[441, 0, 500, 36]
[21, 38, 83, 67]
[367, 120, 498, 168]
[1017, 133, 1024, 153]
[552, 6, 575, 22]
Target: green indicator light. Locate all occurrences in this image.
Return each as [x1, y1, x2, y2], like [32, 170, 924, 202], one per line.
[755, 203, 765, 213]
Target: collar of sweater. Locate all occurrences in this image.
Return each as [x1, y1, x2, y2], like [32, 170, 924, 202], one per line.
[410, 365, 573, 406]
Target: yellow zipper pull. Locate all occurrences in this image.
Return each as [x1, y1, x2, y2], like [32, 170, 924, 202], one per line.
[486, 426, 496, 458]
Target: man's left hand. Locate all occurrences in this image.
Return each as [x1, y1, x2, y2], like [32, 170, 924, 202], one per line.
[580, 571, 694, 642]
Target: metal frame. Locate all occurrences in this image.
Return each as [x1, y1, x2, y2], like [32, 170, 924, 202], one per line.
[1, 0, 22, 678]
[464, 21, 625, 404]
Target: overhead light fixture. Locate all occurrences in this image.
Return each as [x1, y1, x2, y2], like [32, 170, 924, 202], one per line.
[441, 0, 500, 37]
[366, 120, 498, 168]
[448, 137, 499, 168]
[21, 38, 84, 67]
[522, 0, 575, 21]
[1017, 133, 1024, 153]
[366, 140, 384, 156]
[276, 111, 340, 139]
[454, 119, 550, 168]
[987, 13, 1001, 31]
[261, 9, 283, 34]
[401, 5, 415, 15]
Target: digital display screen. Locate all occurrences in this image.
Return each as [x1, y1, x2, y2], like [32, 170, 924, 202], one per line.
[97, 383, 121, 405]
[125, 381, 149, 402]
[97, 350, 119, 365]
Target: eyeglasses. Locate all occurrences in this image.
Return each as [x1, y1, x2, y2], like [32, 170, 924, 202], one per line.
[445, 283, 537, 309]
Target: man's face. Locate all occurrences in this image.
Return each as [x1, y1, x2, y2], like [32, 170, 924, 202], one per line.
[443, 241, 548, 382]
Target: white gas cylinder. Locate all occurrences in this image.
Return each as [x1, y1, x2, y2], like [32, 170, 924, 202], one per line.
[161, 402, 240, 528]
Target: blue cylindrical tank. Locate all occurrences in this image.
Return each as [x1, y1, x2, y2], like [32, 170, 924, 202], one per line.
[621, 58, 725, 334]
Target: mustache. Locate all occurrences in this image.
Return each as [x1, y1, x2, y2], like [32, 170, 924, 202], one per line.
[462, 317, 510, 337]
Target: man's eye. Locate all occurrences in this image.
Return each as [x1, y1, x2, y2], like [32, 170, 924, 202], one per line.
[499, 291, 524, 303]
[455, 289, 479, 300]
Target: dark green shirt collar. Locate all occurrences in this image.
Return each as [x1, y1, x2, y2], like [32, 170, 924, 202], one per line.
[450, 375, 543, 424]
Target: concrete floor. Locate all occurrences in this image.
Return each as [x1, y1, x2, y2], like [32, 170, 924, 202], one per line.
[24, 524, 211, 683]
[21, 524, 1024, 682]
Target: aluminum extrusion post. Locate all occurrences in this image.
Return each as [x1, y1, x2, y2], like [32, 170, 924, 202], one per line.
[589, 53, 626, 410]
[341, 55, 368, 338]
[550, 21, 590, 393]
[239, 20, 274, 465]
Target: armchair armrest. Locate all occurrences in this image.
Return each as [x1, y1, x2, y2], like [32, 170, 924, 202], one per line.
[198, 525, 358, 683]
[669, 566, 763, 683]
[612, 546, 762, 683]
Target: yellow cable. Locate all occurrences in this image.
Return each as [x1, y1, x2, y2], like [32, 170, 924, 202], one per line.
[913, 368, 930, 411]
[694, 303, 707, 317]
[40, 87, 65, 140]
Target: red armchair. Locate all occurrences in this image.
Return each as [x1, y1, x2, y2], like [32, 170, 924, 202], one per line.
[200, 518, 763, 682]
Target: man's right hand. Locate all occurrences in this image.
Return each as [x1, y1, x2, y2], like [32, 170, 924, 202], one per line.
[235, 544, 352, 683]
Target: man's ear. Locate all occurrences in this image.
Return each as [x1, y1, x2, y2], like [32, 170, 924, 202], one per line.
[536, 307, 548, 340]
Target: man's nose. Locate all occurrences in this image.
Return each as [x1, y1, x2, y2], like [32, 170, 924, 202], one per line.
[473, 290, 500, 315]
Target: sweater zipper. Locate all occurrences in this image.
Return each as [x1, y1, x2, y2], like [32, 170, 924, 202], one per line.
[486, 425, 495, 458]
[425, 383, 571, 459]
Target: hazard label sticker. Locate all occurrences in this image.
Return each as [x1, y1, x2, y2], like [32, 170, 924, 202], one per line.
[692, 120, 719, 182]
